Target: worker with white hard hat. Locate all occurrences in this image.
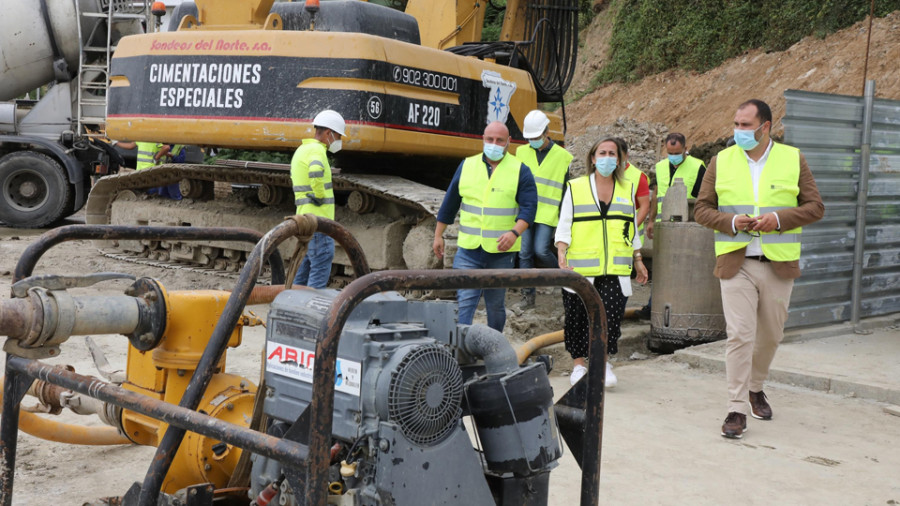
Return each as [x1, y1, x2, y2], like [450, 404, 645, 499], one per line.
[290, 109, 346, 288]
[513, 110, 573, 309]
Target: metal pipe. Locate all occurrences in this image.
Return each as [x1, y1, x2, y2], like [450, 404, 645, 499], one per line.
[462, 324, 520, 375]
[0, 383, 128, 445]
[0, 359, 33, 506]
[850, 80, 875, 326]
[306, 269, 607, 506]
[138, 216, 369, 506]
[13, 224, 287, 285]
[5, 357, 308, 463]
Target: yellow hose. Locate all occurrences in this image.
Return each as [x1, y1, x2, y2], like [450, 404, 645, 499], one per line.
[515, 330, 564, 365]
[0, 379, 130, 446]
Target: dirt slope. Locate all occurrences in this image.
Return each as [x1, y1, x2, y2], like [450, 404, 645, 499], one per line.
[564, 10, 900, 148]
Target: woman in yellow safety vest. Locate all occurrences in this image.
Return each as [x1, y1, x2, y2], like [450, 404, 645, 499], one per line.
[555, 137, 648, 387]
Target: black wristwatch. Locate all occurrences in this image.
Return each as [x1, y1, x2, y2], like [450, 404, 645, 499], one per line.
[510, 229, 520, 238]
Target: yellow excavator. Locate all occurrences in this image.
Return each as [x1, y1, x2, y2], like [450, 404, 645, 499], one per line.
[89, 0, 580, 279]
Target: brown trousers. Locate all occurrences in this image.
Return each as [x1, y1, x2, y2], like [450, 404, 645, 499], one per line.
[719, 258, 794, 415]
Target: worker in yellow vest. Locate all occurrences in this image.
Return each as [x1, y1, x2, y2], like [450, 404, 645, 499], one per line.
[433, 121, 538, 332]
[647, 132, 707, 239]
[638, 133, 707, 319]
[695, 99, 823, 439]
[291, 110, 345, 288]
[135, 142, 166, 171]
[514, 110, 573, 309]
[555, 137, 648, 387]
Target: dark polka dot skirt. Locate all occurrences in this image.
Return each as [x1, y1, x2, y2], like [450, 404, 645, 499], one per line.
[562, 275, 628, 359]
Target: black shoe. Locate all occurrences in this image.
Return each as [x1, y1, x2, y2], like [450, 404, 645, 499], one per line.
[721, 412, 747, 439]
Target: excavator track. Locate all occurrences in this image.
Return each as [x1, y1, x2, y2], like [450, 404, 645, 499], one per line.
[86, 163, 455, 278]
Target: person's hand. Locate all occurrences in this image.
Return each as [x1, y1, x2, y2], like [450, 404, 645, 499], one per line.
[634, 259, 648, 284]
[557, 247, 572, 270]
[734, 214, 758, 234]
[496, 231, 517, 252]
[753, 212, 779, 233]
[646, 221, 655, 240]
[433, 235, 444, 258]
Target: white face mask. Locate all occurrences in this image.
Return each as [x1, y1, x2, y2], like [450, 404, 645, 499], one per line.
[328, 139, 342, 153]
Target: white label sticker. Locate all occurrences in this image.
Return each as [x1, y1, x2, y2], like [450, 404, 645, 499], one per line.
[481, 70, 517, 124]
[265, 341, 362, 397]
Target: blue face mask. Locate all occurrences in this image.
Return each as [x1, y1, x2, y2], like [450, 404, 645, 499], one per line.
[483, 142, 506, 161]
[594, 157, 617, 177]
[668, 153, 684, 166]
[528, 138, 544, 149]
[733, 124, 763, 151]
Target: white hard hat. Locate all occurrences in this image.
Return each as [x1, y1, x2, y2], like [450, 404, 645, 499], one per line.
[313, 110, 346, 136]
[522, 110, 550, 139]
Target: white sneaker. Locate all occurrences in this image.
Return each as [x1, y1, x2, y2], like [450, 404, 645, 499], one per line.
[605, 362, 617, 388]
[570, 364, 587, 386]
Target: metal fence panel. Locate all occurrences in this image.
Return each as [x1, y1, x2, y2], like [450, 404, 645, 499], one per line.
[783, 87, 900, 328]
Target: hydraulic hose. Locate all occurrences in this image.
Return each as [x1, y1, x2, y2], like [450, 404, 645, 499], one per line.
[515, 330, 564, 365]
[0, 379, 129, 446]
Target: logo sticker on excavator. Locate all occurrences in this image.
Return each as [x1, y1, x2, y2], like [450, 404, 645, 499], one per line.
[481, 70, 517, 124]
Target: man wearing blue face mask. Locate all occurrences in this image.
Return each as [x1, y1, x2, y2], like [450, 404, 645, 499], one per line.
[695, 99, 824, 440]
[433, 121, 538, 332]
[513, 110, 573, 309]
[646, 133, 707, 241]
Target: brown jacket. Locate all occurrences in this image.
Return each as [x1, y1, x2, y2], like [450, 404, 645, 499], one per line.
[694, 145, 825, 280]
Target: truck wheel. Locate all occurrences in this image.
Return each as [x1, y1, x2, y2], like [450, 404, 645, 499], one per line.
[0, 151, 73, 228]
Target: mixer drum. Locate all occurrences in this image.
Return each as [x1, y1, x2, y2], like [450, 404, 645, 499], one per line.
[648, 221, 727, 353]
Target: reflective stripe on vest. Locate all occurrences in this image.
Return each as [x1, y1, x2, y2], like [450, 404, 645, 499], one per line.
[713, 143, 802, 261]
[515, 143, 572, 227]
[290, 138, 334, 219]
[565, 175, 635, 276]
[654, 155, 703, 219]
[457, 153, 522, 253]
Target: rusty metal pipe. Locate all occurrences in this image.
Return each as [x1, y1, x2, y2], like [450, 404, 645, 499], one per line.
[0, 381, 128, 445]
[0, 299, 34, 340]
[138, 216, 369, 506]
[12, 225, 287, 285]
[305, 269, 607, 506]
[5, 357, 309, 464]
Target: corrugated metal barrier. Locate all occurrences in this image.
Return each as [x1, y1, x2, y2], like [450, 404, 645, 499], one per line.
[783, 83, 900, 328]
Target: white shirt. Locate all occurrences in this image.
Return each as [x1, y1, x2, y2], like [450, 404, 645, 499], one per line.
[555, 174, 642, 296]
[730, 140, 781, 257]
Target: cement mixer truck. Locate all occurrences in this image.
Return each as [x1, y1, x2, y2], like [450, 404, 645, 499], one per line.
[0, 0, 150, 227]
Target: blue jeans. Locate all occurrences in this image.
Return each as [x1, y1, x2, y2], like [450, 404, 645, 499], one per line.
[518, 223, 557, 295]
[293, 232, 335, 288]
[453, 246, 516, 332]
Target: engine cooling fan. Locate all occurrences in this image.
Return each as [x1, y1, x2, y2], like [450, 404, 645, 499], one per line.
[384, 344, 464, 446]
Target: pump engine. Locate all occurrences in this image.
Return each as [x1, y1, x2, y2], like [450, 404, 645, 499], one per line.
[250, 288, 562, 505]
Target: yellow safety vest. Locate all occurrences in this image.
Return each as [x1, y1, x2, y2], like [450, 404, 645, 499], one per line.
[566, 175, 635, 277]
[514, 142, 572, 227]
[291, 138, 334, 219]
[624, 163, 646, 239]
[457, 153, 522, 253]
[654, 155, 703, 219]
[136, 142, 162, 171]
[713, 143, 802, 261]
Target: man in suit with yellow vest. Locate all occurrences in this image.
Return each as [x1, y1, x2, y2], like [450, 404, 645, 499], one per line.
[433, 121, 538, 332]
[291, 110, 345, 288]
[695, 99, 824, 439]
[514, 110, 573, 308]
